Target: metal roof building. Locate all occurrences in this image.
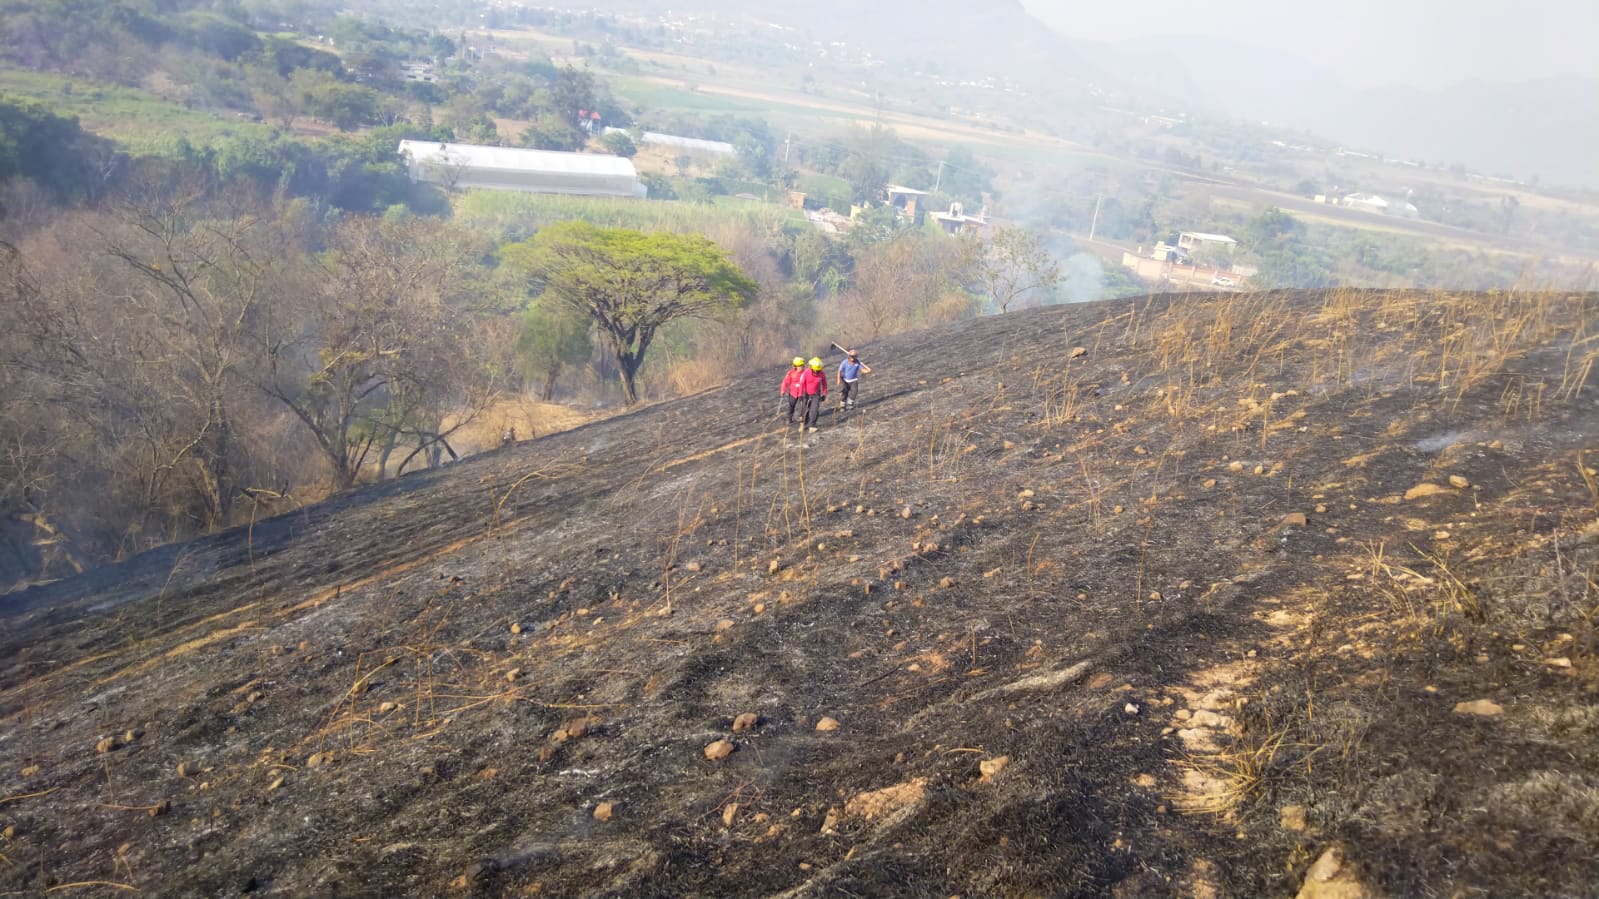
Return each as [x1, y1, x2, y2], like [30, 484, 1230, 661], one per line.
[397, 140, 647, 198]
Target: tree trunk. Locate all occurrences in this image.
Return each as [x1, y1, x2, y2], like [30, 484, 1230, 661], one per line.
[541, 360, 561, 402]
[617, 358, 640, 405]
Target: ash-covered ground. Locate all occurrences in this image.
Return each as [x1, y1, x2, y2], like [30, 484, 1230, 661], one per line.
[3, 290, 1597, 898]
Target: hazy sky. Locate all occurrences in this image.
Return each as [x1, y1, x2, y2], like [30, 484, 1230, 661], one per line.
[1022, 0, 1599, 90]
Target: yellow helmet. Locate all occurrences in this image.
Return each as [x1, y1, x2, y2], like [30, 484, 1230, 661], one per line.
[809, 357, 823, 370]
[792, 356, 805, 367]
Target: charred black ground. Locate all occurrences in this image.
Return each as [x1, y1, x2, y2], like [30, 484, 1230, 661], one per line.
[3, 289, 1598, 898]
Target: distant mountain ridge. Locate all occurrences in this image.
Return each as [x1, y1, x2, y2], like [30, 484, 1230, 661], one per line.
[1071, 35, 1599, 188]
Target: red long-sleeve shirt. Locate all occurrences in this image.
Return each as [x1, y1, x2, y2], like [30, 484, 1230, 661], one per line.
[781, 368, 805, 397]
[799, 368, 828, 397]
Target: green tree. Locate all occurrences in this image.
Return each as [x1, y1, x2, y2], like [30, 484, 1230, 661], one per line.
[599, 131, 637, 157]
[503, 222, 757, 404]
[515, 295, 592, 401]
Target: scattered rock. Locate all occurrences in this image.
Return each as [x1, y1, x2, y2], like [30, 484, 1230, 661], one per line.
[1, 825, 13, 840]
[21, 764, 40, 778]
[1280, 804, 1308, 832]
[1069, 346, 1087, 358]
[505, 668, 523, 683]
[1124, 703, 1141, 715]
[593, 801, 614, 822]
[978, 756, 1009, 782]
[95, 737, 119, 754]
[715, 619, 736, 632]
[1280, 512, 1308, 529]
[1544, 657, 1573, 668]
[844, 779, 928, 821]
[704, 739, 735, 761]
[378, 701, 398, 714]
[732, 712, 760, 732]
[266, 776, 284, 792]
[1453, 699, 1504, 717]
[1448, 475, 1470, 489]
[124, 728, 144, 743]
[1202, 478, 1217, 489]
[939, 577, 956, 589]
[722, 802, 739, 827]
[815, 717, 841, 732]
[1227, 461, 1244, 473]
[1295, 846, 1373, 899]
[148, 799, 172, 818]
[1087, 673, 1115, 690]
[768, 559, 781, 574]
[509, 622, 521, 634]
[176, 762, 194, 778]
[1132, 774, 1157, 789]
[1404, 483, 1449, 501]
[684, 561, 703, 573]
[900, 506, 913, 519]
[306, 751, 334, 769]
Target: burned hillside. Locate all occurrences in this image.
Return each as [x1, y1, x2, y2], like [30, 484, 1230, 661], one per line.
[3, 289, 1598, 898]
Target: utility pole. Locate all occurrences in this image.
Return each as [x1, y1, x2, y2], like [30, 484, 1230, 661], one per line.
[934, 159, 946, 193]
[1088, 195, 1103, 242]
[783, 131, 792, 164]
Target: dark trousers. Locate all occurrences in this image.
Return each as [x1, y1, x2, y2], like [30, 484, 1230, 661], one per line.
[805, 394, 824, 428]
[840, 379, 858, 406]
[785, 394, 801, 422]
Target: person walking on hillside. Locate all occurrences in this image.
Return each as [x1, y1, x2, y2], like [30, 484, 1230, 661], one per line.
[780, 356, 806, 425]
[800, 357, 828, 431]
[837, 350, 870, 411]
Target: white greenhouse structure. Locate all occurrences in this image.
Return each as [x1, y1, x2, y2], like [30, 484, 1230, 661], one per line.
[397, 140, 648, 198]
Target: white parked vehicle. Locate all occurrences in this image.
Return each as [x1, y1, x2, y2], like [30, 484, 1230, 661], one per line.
[1211, 276, 1236, 287]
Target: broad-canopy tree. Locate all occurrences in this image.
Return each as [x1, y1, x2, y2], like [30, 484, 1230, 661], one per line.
[504, 222, 757, 404]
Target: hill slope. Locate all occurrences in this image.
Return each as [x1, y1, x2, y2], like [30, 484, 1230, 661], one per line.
[3, 290, 1598, 896]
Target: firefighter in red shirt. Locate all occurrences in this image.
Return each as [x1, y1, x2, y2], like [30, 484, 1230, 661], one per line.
[779, 356, 806, 425]
[799, 357, 828, 431]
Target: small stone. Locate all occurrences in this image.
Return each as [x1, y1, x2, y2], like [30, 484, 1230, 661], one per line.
[940, 577, 956, 589]
[1448, 475, 1470, 489]
[1149, 591, 1162, 601]
[1315, 503, 1328, 514]
[266, 776, 284, 792]
[1, 825, 13, 840]
[1544, 657, 1572, 668]
[593, 801, 614, 822]
[1453, 699, 1505, 717]
[1069, 346, 1087, 358]
[1124, 703, 1140, 715]
[704, 739, 735, 761]
[509, 622, 522, 634]
[563, 719, 589, 740]
[978, 756, 1009, 782]
[96, 737, 119, 754]
[1203, 479, 1217, 489]
[722, 802, 739, 827]
[753, 603, 766, 614]
[1253, 464, 1266, 476]
[148, 799, 171, 818]
[716, 619, 735, 631]
[176, 762, 194, 778]
[732, 712, 760, 732]
[1227, 461, 1244, 472]
[378, 701, 397, 714]
[901, 506, 913, 519]
[506, 668, 523, 683]
[21, 764, 40, 778]
[1280, 804, 1308, 832]
[684, 561, 703, 573]
[1087, 673, 1115, 689]
[1132, 774, 1157, 788]
[768, 559, 781, 574]
[1113, 505, 1124, 514]
[124, 728, 144, 743]
[1133, 445, 1148, 455]
[1280, 512, 1308, 528]
[306, 751, 333, 769]
[815, 717, 841, 732]
[1296, 846, 1372, 899]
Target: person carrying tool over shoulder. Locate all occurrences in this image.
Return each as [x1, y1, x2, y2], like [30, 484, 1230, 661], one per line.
[837, 350, 869, 410]
[780, 356, 806, 425]
[800, 357, 828, 431]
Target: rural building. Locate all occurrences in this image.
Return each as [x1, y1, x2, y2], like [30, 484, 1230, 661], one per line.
[1177, 231, 1238, 253]
[930, 201, 989, 236]
[397, 140, 648, 198]
[884, 185, 928, 221]
[603, 127, 736, 157]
